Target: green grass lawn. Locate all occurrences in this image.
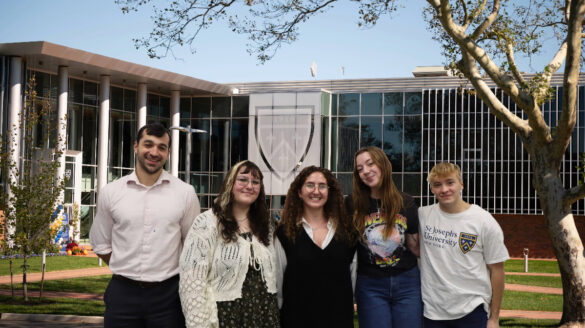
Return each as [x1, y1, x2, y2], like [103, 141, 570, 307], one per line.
[0, 295, 105, 316]
[0, 275, 111, 294]
[0, 256, 102, 276]
[505, 259, 559, 274]
[505, 274, 562, 288]
[502, 290, 563, 312]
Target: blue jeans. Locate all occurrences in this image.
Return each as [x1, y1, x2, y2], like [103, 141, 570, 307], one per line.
[356, 266, 423, 328]
[423, 305, 488, 328]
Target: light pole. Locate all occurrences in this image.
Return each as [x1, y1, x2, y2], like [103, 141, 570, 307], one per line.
[169, 125, 207, 183]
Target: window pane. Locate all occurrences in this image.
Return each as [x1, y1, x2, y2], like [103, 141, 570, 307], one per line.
[384, 93, 402, 115]
[160, 97, 170, 118]
[212, 97, 230, 117]
[338, 116, 359, 171]
[404, 116, 421, 171]
[384, 116, 403, 172]
[361, 93, 382, 115]
[124, 89, 136, 113]
[360, 116, 382, 148]
[111, 87, 123, 110]
[211, 119, 230, 172]
[70, 78, 83, 104]
[405, 92, 422, 114]
[231, 118, 248, 165]
[180, 97, 191, 117]
[191, 119, 210, 171]
[84, 81, 98, 106]
[192, 97, 211, 118]
[148, 94, 159, 116]
[67, 104, 82, 151]
[232, 96, 249, 117]
[338, 94, 359, 115]
[82, 106, 97, 164]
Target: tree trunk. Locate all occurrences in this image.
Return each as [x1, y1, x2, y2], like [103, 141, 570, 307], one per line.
[533, 158, 585, 327]
[22, 255, 28, 302]
[9, 259, 14, 298]
[39, 260, 45, 300]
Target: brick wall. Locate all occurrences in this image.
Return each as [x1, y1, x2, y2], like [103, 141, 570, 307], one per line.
[493, 214, 585, 259]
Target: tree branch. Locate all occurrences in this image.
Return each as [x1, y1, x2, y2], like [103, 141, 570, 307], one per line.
[551, 0, 585, 161]
[458, 50, 532, 139]
[470, 0, 499, 40]
[563, 183, 585, 208]
[504, 42, 528, 89]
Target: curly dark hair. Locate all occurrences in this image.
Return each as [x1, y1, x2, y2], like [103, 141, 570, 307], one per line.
[280, 166, 355, 244]
[212, 160, 271, 246]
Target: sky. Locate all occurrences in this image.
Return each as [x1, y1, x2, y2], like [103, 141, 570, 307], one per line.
[0, 1, 555, 83]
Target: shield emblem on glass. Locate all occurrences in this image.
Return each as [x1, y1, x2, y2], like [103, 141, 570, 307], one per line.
[459, 232, 478, 254]
[255, 106, 315, 180]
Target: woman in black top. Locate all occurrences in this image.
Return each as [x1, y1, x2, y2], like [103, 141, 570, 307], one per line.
[349, 146, 422, 328]
[275, 166, 356, 328]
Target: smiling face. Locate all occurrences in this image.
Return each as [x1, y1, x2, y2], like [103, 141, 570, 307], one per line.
[355, 151, 383, 195]
[134, 131, 170, 176]
[231, 167, 261, 209]
[298, 172, 329, 212]
[429, 173, 464, 209]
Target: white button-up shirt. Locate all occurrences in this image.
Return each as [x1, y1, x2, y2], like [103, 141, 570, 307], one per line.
[90, 170, 200, 282]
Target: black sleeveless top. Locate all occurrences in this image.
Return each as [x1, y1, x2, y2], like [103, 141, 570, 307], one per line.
[276, 225, 355, 328]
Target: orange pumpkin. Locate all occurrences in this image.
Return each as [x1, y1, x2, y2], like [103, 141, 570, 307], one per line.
[67, 250, 72, 256]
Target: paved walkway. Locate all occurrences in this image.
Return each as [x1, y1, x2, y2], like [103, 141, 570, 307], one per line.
[0, 266, 111, 285]
[0, 267, 564, 321]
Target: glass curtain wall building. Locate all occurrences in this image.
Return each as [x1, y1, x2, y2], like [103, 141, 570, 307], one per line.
[1, 42, 584, 243]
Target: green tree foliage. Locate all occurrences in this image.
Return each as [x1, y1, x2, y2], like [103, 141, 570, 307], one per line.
[0, 75, 67, 301]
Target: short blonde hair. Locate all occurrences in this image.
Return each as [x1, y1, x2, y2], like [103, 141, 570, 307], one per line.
[427, 162, 463, 184]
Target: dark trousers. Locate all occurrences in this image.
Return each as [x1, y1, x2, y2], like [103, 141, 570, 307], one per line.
[104, 274, 185, 328]
[423, 305, 488, 328]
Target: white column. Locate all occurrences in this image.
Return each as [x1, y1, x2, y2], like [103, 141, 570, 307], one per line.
[57, 66, 68, 202]
[97, 75, 110, 192]
[170, 90, 180, 177]
[8, 57, 22, 180]
[137, 83, 147, 130]
[6, 57, 22, 247]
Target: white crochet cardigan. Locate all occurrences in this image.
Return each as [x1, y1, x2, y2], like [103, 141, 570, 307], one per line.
[179, 209, 277, 328]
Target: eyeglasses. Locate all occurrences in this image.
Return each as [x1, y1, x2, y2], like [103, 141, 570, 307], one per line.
[236, 177, 261, 188]
[303, 183, 328, 191]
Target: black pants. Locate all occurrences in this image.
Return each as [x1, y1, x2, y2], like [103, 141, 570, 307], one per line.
[104, 275, 185, 328]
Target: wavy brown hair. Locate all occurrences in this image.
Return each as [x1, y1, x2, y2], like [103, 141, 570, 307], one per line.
[212, 160, 271, 246]
[280, 166, 355, 244]
[352, 146, 403, 239]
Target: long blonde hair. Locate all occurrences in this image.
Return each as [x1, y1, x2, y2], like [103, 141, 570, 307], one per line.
[352, 146, 403, 239]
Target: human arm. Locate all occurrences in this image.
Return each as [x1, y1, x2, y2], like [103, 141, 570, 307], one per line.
[89, 187, 114, 263]
[96, 253, 111, 265]
[179, 212, 218, 328]
[486, 262, 505, 328]
[181, 190, 201, 242]
[406, 233, 420, 257]
[273, 237, 287, 309]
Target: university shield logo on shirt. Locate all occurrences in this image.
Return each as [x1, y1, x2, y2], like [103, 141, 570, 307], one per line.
[459, 232, 478, 254]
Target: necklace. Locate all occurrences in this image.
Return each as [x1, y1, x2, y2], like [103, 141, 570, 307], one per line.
[235, 217, 248, 222]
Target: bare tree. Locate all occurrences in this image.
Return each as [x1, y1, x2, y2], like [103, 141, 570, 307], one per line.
[118, 0, 585, 325]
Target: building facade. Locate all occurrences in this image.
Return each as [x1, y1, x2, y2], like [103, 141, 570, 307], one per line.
[1, 42, 584, 257]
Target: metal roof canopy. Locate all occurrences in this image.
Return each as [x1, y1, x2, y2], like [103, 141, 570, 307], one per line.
[0, 41, 233, 96]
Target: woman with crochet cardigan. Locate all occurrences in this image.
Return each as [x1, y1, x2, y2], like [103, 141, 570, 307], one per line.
[179, 160, 279, 328]
[275, 166, 357, 328]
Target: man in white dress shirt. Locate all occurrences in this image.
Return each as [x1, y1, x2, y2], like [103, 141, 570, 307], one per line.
[90, 122, 200, 327]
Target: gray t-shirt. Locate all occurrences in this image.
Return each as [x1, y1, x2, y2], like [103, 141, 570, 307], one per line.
[418, 204, 509, 320]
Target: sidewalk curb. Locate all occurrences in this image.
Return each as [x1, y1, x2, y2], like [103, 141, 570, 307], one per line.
[0, 313, 103, 324]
